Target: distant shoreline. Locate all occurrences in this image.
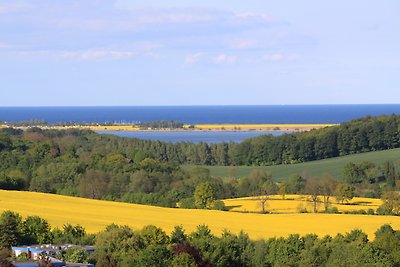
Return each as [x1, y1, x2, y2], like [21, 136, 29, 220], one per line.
[0, 123, 338, 133]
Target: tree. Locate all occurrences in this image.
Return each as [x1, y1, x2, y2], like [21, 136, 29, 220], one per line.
[382, 161, 397, 188]
[334, 183, 355, 204]
[0, 248, 14, 267]
[171, 253, 197, 267]
[171, 225, 187, 244]
[65, 248, 89, 264]
[278, 182, 288, 200]
[320, 175, 337, 212]
[194, 182, 215, 209]
[79, 170, 110, 199]
[287, 174, 306, 194]
[95, 224, 138, 265]
[373, 224, 400, 266]
[135, 245, 172, 267]
[378, 191, 400, 215]
[343, 161, 376, 185]
[172, 243, 210, 267]
[140, 225, 169, 246]
[21, 216, 53, 245]
[0, 211, 22, 248]
[258, 179, 277, 214]
[53, 224, 86, 244]
[343, 162, 362, 185]
[305, 177, 321, 213]
[95, 253, 117, 267]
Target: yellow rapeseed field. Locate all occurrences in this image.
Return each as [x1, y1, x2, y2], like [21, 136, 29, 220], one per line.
[1, 190, 399, 240]
[223, 195, 383, 213]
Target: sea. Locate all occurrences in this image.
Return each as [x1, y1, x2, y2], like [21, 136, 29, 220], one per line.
[1, 105, 399, 143]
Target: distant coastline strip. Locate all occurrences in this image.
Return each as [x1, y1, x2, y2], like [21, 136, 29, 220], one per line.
[0, 123, 338, 132]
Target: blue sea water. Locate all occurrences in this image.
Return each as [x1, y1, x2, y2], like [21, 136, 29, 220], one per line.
[97, 130, 282, 144]
[1, 105, 399, 143]
[0, 105, 399, 124]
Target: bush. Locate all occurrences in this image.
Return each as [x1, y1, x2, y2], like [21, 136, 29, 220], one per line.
[299, 208, 308, 213]
[367, 208, 375, 215]
[325, 207, 339, 214]
[179, 198, 196, 209]
[376, 204, 393, 215]
[211, 200, 227, 211]
[297, 203, 308, 213]
[343, 210, 367, 215]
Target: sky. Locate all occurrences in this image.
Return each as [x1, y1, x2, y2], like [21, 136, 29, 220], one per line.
[0, 0, 399, 106]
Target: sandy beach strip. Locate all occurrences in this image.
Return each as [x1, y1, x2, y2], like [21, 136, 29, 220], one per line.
[189, 123, 337, 132]
[1, 123, 338, 133]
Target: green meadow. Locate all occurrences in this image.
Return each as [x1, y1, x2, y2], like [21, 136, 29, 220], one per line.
[183, 148, 400, 181]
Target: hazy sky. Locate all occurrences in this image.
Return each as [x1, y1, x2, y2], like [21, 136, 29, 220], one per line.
[0, 0, 399, 106]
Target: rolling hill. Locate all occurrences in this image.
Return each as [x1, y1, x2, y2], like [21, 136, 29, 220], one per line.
[183, 148, 400, 180]
[1, 190, 400, 240]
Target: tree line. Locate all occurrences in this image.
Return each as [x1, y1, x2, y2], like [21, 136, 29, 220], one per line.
[1, 211, 400, 267]
[137, 120, 184, 129]
[2, 115, 399, 167]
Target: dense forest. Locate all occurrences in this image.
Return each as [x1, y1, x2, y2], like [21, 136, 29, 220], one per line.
[0, 115, 399, 208]
[1, 211, 400, 267]
[2, 115, 399, 167]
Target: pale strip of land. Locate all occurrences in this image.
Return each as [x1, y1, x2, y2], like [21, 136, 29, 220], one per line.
[1, 190, 398, 240]
[188, 123, 337, 132]
[0, 123, 337, 132]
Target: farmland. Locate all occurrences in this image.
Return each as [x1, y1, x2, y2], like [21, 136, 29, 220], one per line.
[223, 194, 382, 213]
[183, 148, 400, 180]
[1, 190, 399, 240]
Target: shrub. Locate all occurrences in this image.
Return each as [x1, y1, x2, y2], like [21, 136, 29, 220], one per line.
[376, 204, 393, 215]
[325, 207, 339, 214]
[343, 210, 367, 215]
[179, 198, 196, 209]
[367, 209, 375, 215]
[211, 200, 227, 211]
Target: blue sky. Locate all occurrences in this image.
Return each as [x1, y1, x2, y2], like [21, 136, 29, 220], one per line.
[0, 0, 399, 106]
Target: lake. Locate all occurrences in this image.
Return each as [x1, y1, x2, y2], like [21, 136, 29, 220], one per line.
[96, 130, 283, 144]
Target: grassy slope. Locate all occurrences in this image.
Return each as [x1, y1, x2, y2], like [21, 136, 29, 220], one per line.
[183, 148, 400, 180]
[1, 190, 400, 240]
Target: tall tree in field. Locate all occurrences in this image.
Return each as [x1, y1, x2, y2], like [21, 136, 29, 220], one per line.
[379, 191, 400, 215]
[382, 161, 396, 188]
[287, 174, 306, 194]
[257, 175, 277, 213]
[320, 175, 337, 212]
[194, 182, 215, 209]
[278, 182, 288, 200]
[305, 177, 322, 213]
[343, 162, 362, 185]
[335, 183, 355, 204]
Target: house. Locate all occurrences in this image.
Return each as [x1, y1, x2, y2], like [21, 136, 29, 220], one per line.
[11, 245, 95, 267]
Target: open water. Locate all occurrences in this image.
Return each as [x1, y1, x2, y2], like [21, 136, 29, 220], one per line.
[1, 105, 399, 124]
[1, 105, 399, 143]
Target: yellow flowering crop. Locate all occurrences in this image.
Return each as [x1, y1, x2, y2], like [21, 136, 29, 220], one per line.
[1, 190, 398, 240]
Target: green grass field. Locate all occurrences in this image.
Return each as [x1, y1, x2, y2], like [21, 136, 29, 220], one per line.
[183, 148, 400, 181]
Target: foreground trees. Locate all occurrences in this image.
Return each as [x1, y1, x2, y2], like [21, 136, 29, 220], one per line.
[3, 211, 400, 267]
